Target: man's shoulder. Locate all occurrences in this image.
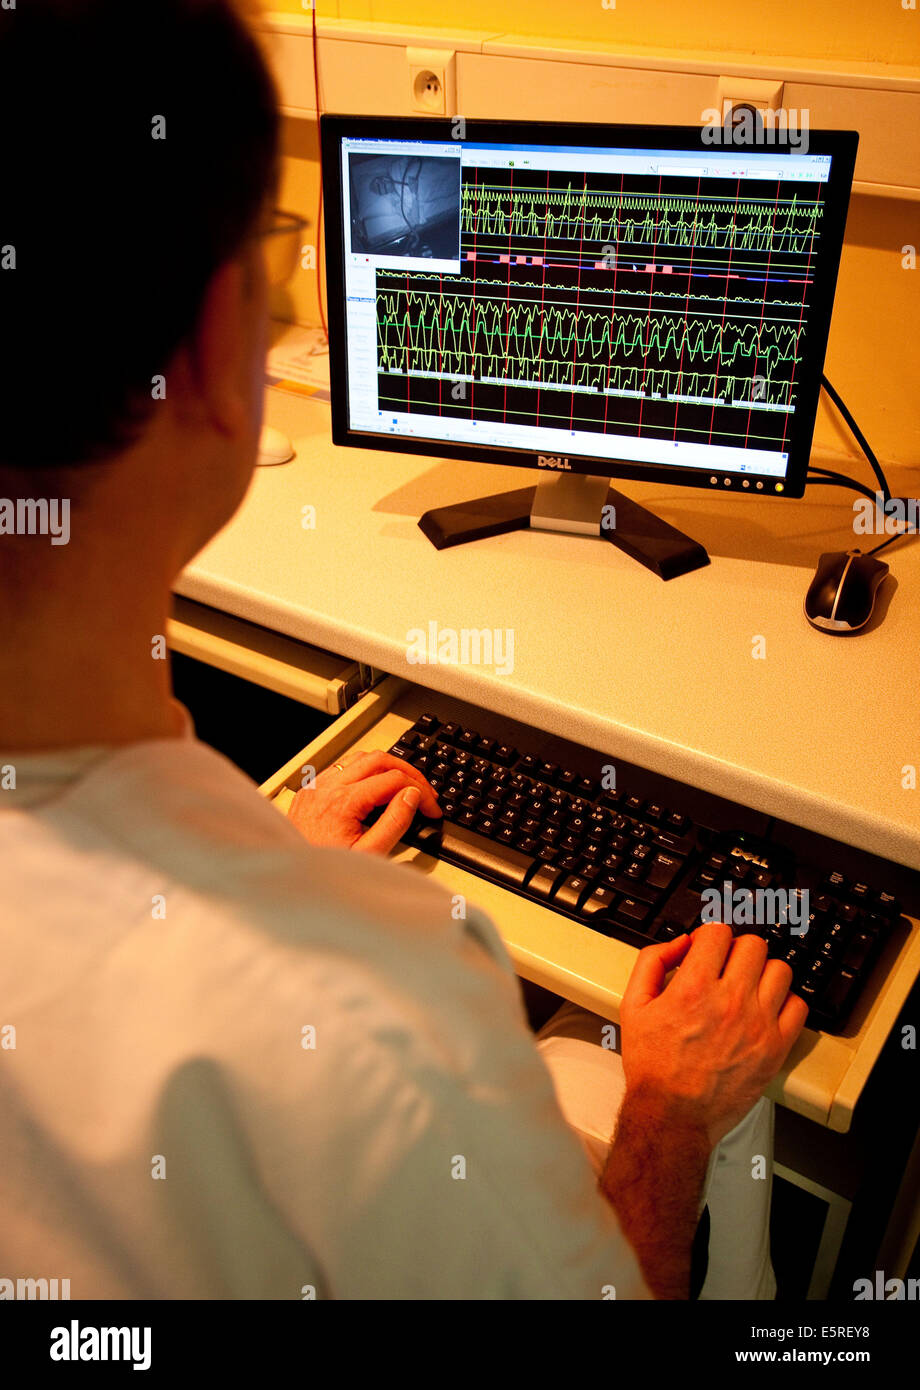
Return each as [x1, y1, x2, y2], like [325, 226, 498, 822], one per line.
[42, 731, 520, 1020]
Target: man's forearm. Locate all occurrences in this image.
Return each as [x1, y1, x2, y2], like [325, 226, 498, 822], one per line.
[600, 1086, 712, 1299]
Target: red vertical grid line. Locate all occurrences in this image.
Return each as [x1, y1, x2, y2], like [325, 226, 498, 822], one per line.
[437, 270, 443, 418]
[470, 167, 480, 415]
[501, 165, 515, 425]
[535, 167, 550, 428]
[706, 178, 741, 447]
[405, 265, 410, 415]
[635, 176, 663, 440]
[603, 173, 625, 435]
[568, 173, 588, 431]
[672, 179, 701, 441]
[779, 186, 820, 457]
[743, 183, 781, 450]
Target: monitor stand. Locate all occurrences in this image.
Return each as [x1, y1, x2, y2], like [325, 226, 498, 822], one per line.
[418, 471, 709, 581]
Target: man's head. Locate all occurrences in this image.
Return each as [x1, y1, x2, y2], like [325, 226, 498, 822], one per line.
[0, 0, 280, 575]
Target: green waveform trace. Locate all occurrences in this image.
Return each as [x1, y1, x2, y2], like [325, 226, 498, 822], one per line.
[460, 183, 822, 255]
[378, 290, 798, 404]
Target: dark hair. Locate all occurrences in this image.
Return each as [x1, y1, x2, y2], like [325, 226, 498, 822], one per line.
[0, 0, 279, 469]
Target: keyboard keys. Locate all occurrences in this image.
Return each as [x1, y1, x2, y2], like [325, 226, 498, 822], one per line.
[616, 897, 653, 928]
[528, 864, 566, 900]
[388, 715, 902, 1034]
[820, 969, 859, 1021]
[555, 876, 593, 911]
[610, 872, 659, 906]
[842, 933, 875, 973]
[434, 823, 535, 888]
[581, 886, 617, 918]
[654, 829, 695, 856]
[646, 852, 683, 891]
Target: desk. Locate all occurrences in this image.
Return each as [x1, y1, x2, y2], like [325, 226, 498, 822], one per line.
[171, 380, 920, 1137]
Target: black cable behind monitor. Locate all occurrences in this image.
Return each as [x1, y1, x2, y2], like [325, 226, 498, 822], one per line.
[807, 375, 918, 556]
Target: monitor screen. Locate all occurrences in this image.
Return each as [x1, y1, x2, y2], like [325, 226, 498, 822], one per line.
[321, 118, 857, 500]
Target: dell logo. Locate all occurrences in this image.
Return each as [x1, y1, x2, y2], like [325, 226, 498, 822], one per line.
[537, 455, 572, 470]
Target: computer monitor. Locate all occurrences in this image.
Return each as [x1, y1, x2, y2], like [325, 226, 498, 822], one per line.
[321, 115, 858, 578]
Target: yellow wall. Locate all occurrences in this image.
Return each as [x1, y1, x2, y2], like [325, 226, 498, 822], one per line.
[265, 2, 920, 471]
[268, 0, 920, 66]
[271, 116, 325, 330]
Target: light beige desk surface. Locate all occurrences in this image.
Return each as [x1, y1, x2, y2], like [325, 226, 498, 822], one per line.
[175, 384, 920, 871]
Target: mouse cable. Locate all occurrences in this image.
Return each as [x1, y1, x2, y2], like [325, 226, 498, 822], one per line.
[805, 471, 920, 557]
[806, 470, 878, 502]
[803, 380, 920, 557]
[862, 525, 920, 558]
[806, 377, 920, 557]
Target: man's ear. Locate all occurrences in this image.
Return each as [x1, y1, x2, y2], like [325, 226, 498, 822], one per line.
[184, 256, 249, 439]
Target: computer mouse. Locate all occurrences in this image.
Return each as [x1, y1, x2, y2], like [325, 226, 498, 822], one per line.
[804, 549, 890, 633]
[256, 424, 295, 466]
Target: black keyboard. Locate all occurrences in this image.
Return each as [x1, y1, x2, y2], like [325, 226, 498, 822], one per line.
[383, 712, 904, 1034]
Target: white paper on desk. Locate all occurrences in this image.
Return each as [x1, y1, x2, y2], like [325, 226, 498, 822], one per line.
[266, 324, 331, 397]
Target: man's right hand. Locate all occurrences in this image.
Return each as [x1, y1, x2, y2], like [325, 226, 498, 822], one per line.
[619, 922, 809, 1149]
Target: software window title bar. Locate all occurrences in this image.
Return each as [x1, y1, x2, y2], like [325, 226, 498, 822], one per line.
[340, 137, 831, 183]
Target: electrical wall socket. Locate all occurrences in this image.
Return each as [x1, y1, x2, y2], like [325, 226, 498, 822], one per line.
[407, 48, 457, 116]
[717, 76, 786, 121]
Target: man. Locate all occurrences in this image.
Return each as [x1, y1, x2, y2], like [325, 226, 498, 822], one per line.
[0, 0, 807, 1299]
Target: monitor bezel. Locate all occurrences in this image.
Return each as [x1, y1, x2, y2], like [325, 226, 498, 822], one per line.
[320, 114, 858, 502]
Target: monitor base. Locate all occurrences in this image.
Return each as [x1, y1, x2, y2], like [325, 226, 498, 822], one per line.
[418, 479, 710, 581]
